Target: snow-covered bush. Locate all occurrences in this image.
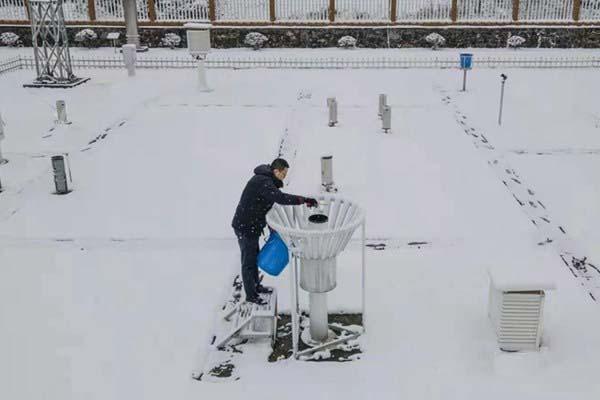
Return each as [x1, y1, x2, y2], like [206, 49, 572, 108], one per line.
[74, 29, 98, 48]
[507, 35, 526, 49]
[425, 32, 446, 50]
[244, 32, 268, 51]
[337, 36, 357, 49]
[161, 32, 182, 49]
[0, 32, 21, 47]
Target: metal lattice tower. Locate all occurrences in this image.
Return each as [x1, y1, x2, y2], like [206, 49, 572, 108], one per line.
[25, 0, 88, 88]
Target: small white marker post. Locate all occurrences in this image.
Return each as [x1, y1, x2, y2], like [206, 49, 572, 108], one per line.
[122, 44, 137, 77]
[327, 97, 338, 127]
[382, 105, 391, 133]
[55, 100, 71, 125]
[378, 94, 387, 118]
[498, 74, 508, 126]
[0, 110, 7, 165]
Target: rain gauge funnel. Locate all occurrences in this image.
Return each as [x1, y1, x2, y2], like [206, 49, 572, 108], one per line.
[267, 194, 366, 355]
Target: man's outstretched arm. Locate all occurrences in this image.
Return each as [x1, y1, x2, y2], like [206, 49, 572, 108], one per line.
[261, 179, 305, 205]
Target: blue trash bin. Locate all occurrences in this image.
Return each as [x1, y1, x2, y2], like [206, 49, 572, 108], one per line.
[257, 231, 289, 276]
[460, 53, 473, 70]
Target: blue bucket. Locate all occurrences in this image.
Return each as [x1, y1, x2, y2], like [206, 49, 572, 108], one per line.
[460, 53, 473, 70]
[257, 231, 289, 276]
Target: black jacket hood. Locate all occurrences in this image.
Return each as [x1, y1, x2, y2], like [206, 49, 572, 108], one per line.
[254, 164, 283, 188]
[254, 164, 272, 177]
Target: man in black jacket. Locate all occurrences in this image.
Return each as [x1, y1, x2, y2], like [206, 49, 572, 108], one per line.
[232, 158, 318, 305]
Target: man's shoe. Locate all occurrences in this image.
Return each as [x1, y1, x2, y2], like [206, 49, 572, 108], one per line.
[256, 285, 273, 294]
[246, 296, 267, 306]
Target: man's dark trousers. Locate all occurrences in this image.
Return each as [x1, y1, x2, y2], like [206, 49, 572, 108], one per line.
[238, 234, 260, 300]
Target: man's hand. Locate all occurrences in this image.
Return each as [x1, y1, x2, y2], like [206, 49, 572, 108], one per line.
[304, 197, 319, 208]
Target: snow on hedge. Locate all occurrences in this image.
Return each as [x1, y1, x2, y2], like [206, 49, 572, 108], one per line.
[0, 32, 20, 47]
[244, 32, 268, 50]
[507, 35, 526, 49]
[425, 32, 446, 50]
[74, 29, 98, 48]
[161, 33, 182, 49]
[337, 35, 357, 49]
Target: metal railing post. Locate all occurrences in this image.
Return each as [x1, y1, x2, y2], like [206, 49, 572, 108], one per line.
[24, 0, 31, 20]
[87, 0, 96, 21]
[390, 0, 397, 23]
[269, 0, 276, 22]
[148, 0, 157, 22]
[451, 0, 458, 22]
[329, 0, 335, 22]
[209, 0, 216, 22]
[573, 0, 581, 21]
[512, 0, 520, 22]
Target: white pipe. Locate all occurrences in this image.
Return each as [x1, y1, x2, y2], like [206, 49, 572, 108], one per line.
[290, 254, 299, 358]
[295, 255, 300, 317]
[309, 292, 328, 342]
[361, 221, 366, 333]
[197, 58, 210, 92]
[378, 94, 387, 117]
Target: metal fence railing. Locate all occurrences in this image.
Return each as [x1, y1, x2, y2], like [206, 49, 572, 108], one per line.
[396, 0, 451, 21]
[95, 0, 149, 21]
[0, 56, 21, 75]
[2, 54, 599, 73]
[519, 0, 574, 21]
[275, 0, 329, 21]
[458, 0, 512, 21]
[155, 0, 208, 22]
[581, 0, 600, 20]
[1, 0, 600, 23]
[216, 0, 269, 21]
[336, 0, 389, 21]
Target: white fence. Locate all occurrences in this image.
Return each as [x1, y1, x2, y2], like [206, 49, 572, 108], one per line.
[96, 0, 149, 21]
[0, 0, 26, 20]
[1, 0, 600, 23]
[336, 0, 389, 21]
[397, 0, 451, 21]
[61, 0, 88, 21]
[458, 0, 512, 21]
[2, 54, 599, 73]
[581, 0, 600, 20]
[275, 0, 329, 21]
[0, 56, 20, 74]
[155, 0, 208, 21]
[216, 0, 269, 21]
[519, 0, 574, 20]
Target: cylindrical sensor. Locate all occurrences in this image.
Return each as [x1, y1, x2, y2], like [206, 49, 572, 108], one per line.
[378, 94, 387, 117]
[321, 155, 334, 188]
[327, 97, 338, 127]
[56, 100, 68, 124]
[51, 155, 69, 194]
[382, 105, 391, 133]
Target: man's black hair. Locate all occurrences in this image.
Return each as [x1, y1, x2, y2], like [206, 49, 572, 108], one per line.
[271, 158, 290, 171]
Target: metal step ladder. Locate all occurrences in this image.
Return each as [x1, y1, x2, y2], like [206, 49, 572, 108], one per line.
[214, 288, 278, 349]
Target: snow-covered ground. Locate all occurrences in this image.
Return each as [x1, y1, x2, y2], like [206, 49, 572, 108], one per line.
[1, 53, 600, 399]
